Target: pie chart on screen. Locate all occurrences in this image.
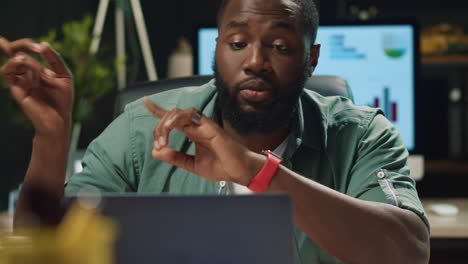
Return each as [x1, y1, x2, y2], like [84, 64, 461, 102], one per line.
[383, 33, 408, 58]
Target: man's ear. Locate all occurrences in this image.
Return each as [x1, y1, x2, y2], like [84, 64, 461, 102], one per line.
[308, 43, 320, 77]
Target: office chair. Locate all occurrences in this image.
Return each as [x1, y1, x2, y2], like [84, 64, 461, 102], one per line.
[114, 75, 354, 116]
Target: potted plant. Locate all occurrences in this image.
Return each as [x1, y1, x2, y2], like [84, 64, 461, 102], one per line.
[1, 14, 118, 152]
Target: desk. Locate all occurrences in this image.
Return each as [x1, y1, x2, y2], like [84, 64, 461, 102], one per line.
[422, 198, 468, 238]
[421, 199, 468, 263]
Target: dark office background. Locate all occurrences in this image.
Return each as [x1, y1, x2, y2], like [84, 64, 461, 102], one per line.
[1, 0, 468, 209]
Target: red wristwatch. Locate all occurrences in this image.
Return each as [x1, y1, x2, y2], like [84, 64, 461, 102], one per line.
[247, 150, 283, 193]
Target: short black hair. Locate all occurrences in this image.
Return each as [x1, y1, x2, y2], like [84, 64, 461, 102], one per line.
[217, 0, 320, 43]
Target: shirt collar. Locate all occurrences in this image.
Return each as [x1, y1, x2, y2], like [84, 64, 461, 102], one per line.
[281, 93, 326, 165]
[297, 91, 328, 151]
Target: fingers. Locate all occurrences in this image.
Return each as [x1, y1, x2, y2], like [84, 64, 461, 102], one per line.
[9, 38, 43, 54]
[9, 83, 49, 124]
[143, 98, 222, 154]
[0, 36, 11, 55]
[39, 42, 70, 76]
[40, 67, 65, 88]
[1, 53, 43, 89]
[0, 38, 70, 77]
[144, 98, 197, 173]
[143, 98, 212, 147]
[9, 82, 29, 103]
[1, 38, 42, 57]
[11, 40, 71, 77]
[1, 52, 66, 88]
[143, 97, 206, 127]
[143, 97, 174, 147]
[151, 147, 195, 173]
[143, 97, 167, 118]
[154, 107, 197, 148]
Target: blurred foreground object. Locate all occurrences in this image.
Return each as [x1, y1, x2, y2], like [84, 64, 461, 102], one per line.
[0, 201, 118, 264]
[421, 23, 468, 56]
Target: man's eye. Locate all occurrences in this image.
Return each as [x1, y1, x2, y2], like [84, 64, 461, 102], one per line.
[230, 42, 247, 50]
[273, 45, 288, 52]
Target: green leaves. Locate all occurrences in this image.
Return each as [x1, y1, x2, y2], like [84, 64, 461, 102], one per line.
[0, 14, 116, 129]
[41, 13, 116, 122]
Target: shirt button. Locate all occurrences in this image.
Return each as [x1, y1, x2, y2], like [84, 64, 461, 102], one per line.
[220, 181, 226, 187]
[377, 171, 385, 179]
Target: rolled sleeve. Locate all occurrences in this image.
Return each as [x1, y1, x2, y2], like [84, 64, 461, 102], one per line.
[346, 114, 430, 229]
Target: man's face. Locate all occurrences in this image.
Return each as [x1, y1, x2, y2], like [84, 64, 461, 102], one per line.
[214, 0, 317, 134]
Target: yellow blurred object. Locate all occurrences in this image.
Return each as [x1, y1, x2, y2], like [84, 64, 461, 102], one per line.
[421, 23, 468, 56]
[0, 201, 118, 264]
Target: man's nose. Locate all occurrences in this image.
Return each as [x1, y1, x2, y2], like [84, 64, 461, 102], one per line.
[243, 43, 272, 76]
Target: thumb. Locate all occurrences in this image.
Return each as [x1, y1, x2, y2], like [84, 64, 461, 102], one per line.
[152, 146, 195, 173]
[10, 84, 46, 116]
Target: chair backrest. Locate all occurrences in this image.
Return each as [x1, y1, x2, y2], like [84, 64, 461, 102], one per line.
[114, 75, 353, 116]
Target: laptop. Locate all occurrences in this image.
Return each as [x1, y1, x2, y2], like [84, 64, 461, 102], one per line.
[63, 194, 294, 264]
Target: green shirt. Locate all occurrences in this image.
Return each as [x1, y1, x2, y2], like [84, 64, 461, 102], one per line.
[66, 80, 429, 264]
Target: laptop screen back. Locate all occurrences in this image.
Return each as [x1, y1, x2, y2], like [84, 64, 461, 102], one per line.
[64, 194, 293, 264]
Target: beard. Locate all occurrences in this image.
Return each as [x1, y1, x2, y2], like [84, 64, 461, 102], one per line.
[213, 60, 310, 135]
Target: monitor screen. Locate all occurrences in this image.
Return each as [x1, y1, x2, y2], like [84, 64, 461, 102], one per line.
[195, 21, 418, 152]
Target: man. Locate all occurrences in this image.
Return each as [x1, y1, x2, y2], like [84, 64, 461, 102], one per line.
[0, 0, 430, 263]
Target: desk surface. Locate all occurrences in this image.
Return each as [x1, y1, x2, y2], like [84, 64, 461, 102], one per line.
[422, 198, 468, 238]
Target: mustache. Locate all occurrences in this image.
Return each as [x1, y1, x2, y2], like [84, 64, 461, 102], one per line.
[236, 76, 273, 92]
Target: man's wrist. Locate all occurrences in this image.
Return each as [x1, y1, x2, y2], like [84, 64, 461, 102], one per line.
[247, 150, 282, 193]
[32, 129, 71, 159]
[34, 134, 70, 148]
[34, 125, 71, 145]
[235, 151, 266, 186]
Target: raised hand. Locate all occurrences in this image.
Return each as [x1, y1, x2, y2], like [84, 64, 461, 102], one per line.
[0, 37, 73, 138]
[143, 97, 264, 185]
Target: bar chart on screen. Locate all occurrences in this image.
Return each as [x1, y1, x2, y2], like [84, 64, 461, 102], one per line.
[368, 87, 398, 122]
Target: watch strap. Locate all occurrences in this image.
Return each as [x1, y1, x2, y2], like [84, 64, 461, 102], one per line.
[247, 150, 282, 193]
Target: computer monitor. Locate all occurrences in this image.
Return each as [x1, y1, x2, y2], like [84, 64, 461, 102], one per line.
[194, 20, 420, 153]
